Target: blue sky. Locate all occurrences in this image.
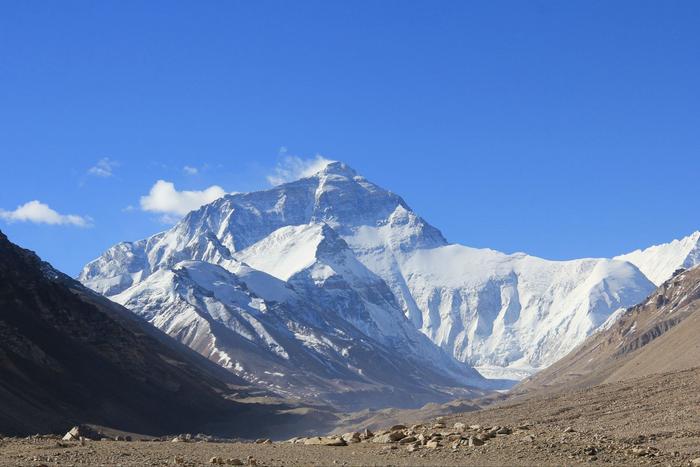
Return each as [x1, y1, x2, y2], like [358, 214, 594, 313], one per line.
[1, 1, 699, 276]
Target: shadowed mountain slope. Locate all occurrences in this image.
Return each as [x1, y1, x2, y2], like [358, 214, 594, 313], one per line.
[0, 230, 332, 438]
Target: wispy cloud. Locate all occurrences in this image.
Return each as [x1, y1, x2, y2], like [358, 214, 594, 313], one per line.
[0, 200, 91, 227]
[140, 180, 227, 222]
[267, 151, 334, 186]
[183, 165, 199, 175]
[87, 157, 118, 178]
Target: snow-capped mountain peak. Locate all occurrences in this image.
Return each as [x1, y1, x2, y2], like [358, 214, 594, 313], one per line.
[80, 161, 683, 389]
[615, 231, 700, 286]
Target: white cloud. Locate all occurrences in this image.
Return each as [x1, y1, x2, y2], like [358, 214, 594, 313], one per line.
[267, 154, 334, 186]
[183, 165, 199, 175]
[140, 180, 226, 217]
[0, 201, 91, 227]
[88, 157, 118, 177]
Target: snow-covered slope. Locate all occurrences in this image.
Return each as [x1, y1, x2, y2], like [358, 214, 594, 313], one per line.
[80, 162, 658, 385]
[395, 246, 653, 379]
[615, 231, 700, 286]
[103, 222, 487, 409]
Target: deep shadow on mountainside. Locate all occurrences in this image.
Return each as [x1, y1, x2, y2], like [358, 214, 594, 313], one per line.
[0, 230, 336, 439]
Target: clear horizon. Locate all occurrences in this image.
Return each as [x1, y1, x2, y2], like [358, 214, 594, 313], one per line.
[2, 1, 699, 275]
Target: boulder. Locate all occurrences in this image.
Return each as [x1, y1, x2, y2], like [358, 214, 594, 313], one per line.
[341, 432, 361, 444]
[61, 425, 102, 441]
[468, 436, 484, 447]
[321, 437, 347, 447]
[371, 433, 394, 444]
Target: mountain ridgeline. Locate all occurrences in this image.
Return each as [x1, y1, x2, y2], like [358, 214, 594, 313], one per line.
[79, 162, 700, 403]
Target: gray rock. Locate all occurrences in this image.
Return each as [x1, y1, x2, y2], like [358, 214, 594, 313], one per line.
[468, 436, 484, 447]
[341, 432, 361, 443]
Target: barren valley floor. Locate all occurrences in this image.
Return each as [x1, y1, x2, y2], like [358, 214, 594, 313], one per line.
[2, 367, 699, 466]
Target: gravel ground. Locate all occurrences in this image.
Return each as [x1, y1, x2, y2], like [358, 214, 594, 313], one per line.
[2, 367, 699, 466]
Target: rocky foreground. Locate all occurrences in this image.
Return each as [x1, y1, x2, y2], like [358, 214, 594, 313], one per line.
[2, 367, 700, 466]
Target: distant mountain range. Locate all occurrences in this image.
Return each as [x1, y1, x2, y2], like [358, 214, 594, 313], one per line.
[79, 161, 700, 400]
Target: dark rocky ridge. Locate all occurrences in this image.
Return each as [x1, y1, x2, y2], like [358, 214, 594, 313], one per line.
[0, 230, 331, 438]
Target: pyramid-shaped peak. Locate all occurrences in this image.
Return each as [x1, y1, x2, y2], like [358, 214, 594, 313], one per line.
[315, 161, 358, 178]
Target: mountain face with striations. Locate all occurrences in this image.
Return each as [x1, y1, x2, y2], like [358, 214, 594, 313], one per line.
[0, 230, 328, 438]
[518, 264, 700, 394]
[80, 162, 658, 389]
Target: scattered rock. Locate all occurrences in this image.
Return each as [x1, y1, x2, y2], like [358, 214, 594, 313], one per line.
[584, 446, 599, 456]
[564, 426, 575, 433]
[433, 423, 446, 429]
[173, 456, 184, 464]
[390, 424, 406, 431]
[341, 432, 361, 444]
[522, 434, 535, 443]
[496, 427, 512, 435]
[254, 438, 271, 444]
[690, 458, 700, 466]
[226, 460, 243, 466]
[322, 437, 347, 447]
[371, 433, 393, 444]
[469, 424, 482, 430]
[209, 456, 224, 465]
[453, 422, 466, 432]
[61, 425, 103, 442]
[407, 442, 421, 452]
[425, 440, 441, 449]
[468, 436, 484, 447]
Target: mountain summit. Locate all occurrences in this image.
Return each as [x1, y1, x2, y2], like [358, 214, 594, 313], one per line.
[82, 163, 662, 389]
